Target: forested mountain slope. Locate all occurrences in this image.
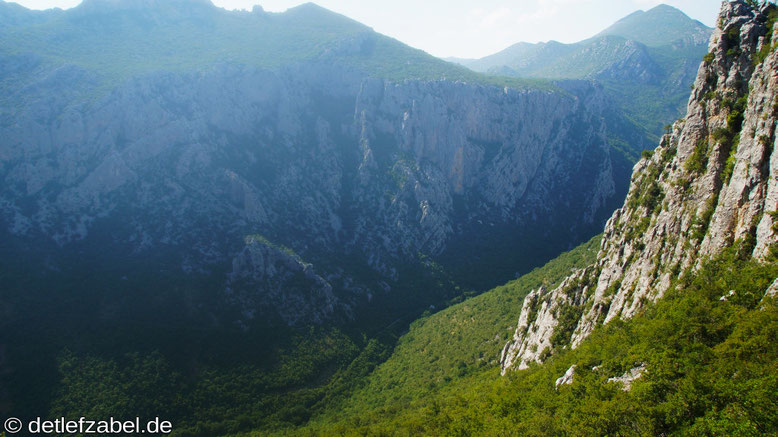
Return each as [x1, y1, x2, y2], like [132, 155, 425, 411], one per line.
[3, 1, 768, 436]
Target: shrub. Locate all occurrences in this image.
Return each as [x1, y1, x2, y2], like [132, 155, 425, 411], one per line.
[685, 140, 709, 174]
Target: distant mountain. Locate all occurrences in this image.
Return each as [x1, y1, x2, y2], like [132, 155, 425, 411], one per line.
[459, 4, 710, 77]
[595, 3, 711, 47]
[0, 0, 495, 86]
[452, 4, 713, 138]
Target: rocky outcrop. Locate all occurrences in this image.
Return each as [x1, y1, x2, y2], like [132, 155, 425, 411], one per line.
[502, 0, 778, 373]
[225, 236, 339, 326]
[555, 365, 577, 388]
[607, 363, 646, 391]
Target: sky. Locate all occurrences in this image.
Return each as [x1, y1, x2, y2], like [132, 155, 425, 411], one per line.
[10, 0, 723, 59]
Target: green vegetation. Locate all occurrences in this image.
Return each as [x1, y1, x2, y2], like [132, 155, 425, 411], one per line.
[294, 250, 778, 436]
[716, 94, 748, 184]
[0, 2, 555, 105]
[49, 328, 373, 436]
[299, 235, 602, 429]
[753, 5, 777, 65]
[626, 216, 652, 245]
[244, 234, 298, 258]
[601, 73, 695, 140]
[684, 90, 747, 183]
[691, 194, 719, 242]
[725, 25, 743, 59]
[627, 160, 664, 216]
[549, 300, 584, 350]
[721, 137, 739, 183]
[685, 139, 710, 174]
[34, 235, 602, 437]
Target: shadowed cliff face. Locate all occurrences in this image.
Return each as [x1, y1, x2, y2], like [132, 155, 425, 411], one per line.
[0, 0, 650, 329]
[0, 57, 624, 325]
[502, 0, 778, 373]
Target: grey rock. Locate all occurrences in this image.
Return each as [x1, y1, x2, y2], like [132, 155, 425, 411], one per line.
[555, 365, 577, 388]
[225, 236, 338, 326]
[502, 0, 778, 372]
[607, 363, 646, 391]
[1, 59, 626, 324]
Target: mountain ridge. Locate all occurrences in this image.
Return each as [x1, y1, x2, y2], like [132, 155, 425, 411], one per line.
[451, 4, 713, 138]
[594, 3, 711, 47]
[1, 1, 755, 433]
[277, 3, 778, 435]
[457, 4, 711, 72]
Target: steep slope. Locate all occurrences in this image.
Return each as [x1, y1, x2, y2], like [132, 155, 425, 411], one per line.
[296, 253, 777, 435]
[0, 0, 628, 330]
[277, 3, 778, 435]
[502, 0, 778, 372]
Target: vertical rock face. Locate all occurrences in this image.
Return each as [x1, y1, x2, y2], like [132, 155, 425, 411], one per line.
[350, 79, 616, 270]
[0, 60, 623, 325]
[502, 0, 778, 373]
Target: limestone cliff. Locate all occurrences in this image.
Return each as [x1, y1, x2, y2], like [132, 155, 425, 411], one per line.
[0, 1, 633, 325]
[1, 61, 624, 324]
[502, 0, 778, 372]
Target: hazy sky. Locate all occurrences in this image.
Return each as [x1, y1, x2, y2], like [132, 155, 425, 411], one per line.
[10, 0, 723, 58]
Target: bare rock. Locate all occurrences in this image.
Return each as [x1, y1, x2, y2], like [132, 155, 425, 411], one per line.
[608, 364, 646, 391]
[502, 0, 778, 373]
[555, 365, 577, 388]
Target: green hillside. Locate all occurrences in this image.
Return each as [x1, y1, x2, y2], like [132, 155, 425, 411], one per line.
[318, 235, 602, 418]
[35, 236, 602, 437]
[0, 0, 551, 90]
[292, 249, 778, 436]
